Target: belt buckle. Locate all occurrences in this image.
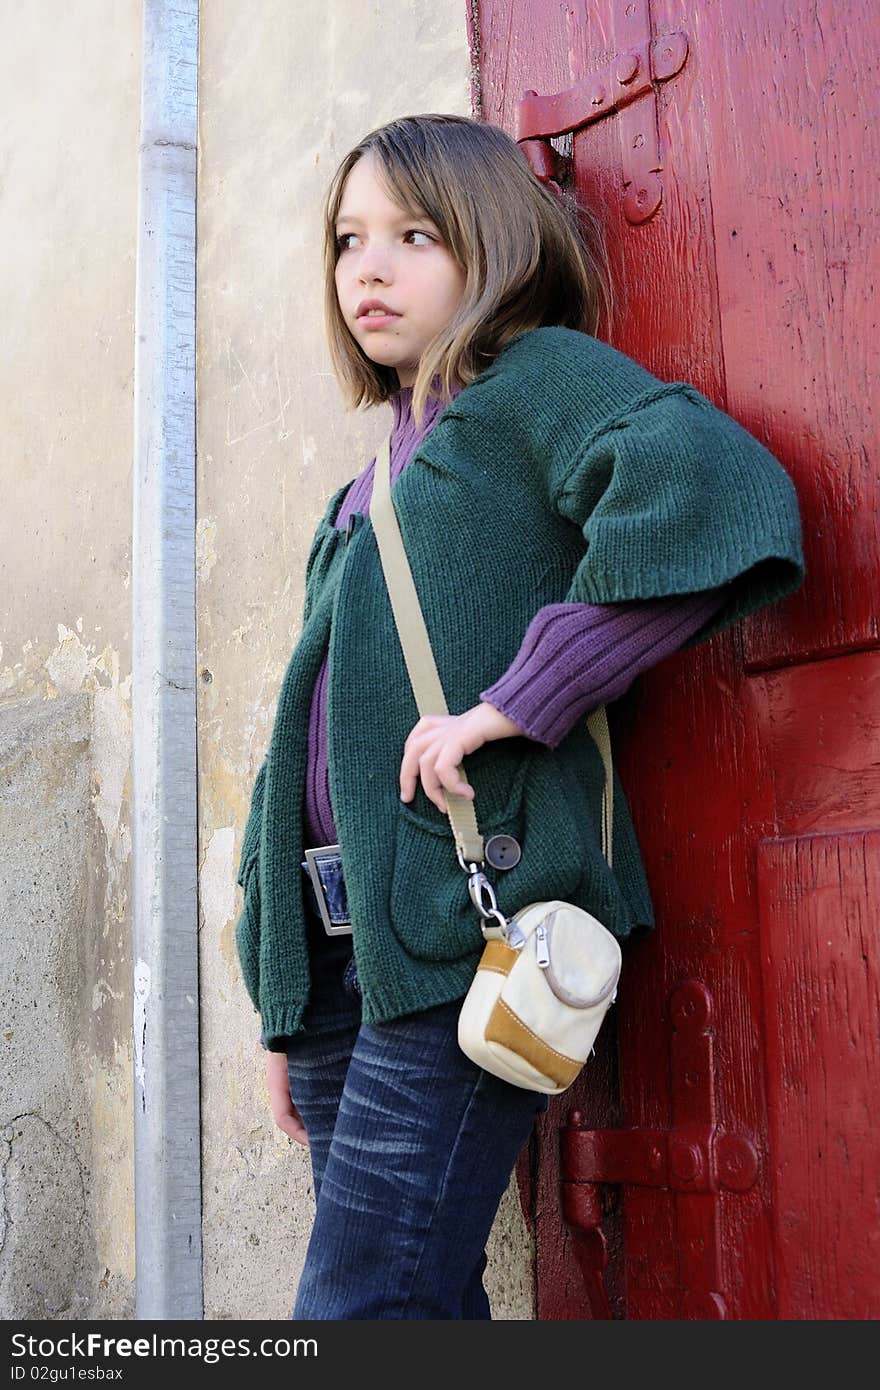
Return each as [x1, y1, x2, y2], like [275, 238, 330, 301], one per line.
[302, 844, 353, 937]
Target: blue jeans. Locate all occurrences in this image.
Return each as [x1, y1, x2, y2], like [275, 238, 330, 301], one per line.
[285, 890, 549, 1320]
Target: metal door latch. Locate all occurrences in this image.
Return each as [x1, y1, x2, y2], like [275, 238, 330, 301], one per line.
[517, 0, 688, 224]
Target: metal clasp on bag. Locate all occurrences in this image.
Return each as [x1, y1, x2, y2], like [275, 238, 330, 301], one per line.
[456, 846, 524, 947]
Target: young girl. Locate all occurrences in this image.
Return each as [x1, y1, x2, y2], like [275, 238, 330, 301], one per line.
[235, 114, 804, 1320]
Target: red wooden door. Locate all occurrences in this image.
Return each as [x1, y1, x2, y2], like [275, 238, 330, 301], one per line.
[473, 0, 879, 1319]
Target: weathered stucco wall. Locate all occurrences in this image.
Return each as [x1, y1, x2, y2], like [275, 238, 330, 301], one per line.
[0, 3, 141, 1317]
[198, 1, 536, 1319]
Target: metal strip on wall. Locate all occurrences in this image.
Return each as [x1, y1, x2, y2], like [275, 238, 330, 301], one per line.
[131, 0, 202, 1319]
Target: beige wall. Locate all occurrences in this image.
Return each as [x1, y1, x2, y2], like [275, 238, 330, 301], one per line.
[0, 2, 140, 1316]
[0, 0, 535, 1320]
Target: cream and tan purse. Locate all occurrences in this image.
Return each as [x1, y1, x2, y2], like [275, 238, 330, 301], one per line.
[369, 434, 622, 1095]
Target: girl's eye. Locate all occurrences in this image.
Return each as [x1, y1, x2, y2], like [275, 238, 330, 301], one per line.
[404, 230, 434, 245]
[335, 233, 357, 252]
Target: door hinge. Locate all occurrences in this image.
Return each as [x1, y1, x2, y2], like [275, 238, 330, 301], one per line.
[559, 980, 759, 1319]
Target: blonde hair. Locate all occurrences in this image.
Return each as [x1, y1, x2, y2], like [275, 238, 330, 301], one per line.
[322, 114, 614, 428]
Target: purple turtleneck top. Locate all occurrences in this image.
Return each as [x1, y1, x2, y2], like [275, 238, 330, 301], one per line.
[302, 383, 729, 847]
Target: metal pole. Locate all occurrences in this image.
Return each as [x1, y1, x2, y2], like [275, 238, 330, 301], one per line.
[131, 0, 202, 1319]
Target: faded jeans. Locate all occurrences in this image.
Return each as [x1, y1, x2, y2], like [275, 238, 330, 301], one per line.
[285, 887, 549, 1320]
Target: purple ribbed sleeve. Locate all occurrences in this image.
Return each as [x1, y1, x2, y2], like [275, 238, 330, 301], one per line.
[479, 587, 730, 750]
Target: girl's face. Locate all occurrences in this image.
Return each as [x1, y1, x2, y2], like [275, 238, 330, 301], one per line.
[334, 153, 466, 387]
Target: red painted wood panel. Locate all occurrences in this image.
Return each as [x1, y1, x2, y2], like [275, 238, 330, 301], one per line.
[750, 649, 880, 837]
[757, 831, 880, 1319]
[477, 0, 879, 1319]
[699, 0, 878, 670]
[612, 656, 777, 1320]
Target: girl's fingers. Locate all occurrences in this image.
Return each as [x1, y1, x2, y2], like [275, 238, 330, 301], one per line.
[399, 725, 438, 798]
[400, 727, 446, 799]
[265, 1053, 310, 1147]
[276, 1111, 309, 1147]
[434, 757, 473, 801]
[419, 741, 458, 790]
[399, 714, 485, 810]
[418, 744, 474, 813]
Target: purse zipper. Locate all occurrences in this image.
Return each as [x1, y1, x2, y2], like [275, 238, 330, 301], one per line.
[535, 922, 550, 968]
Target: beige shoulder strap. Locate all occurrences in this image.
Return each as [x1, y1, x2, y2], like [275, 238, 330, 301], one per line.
[369, 433, 613, 868]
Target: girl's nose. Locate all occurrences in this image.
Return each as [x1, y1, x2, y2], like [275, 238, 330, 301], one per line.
[357, 248, 393, 284]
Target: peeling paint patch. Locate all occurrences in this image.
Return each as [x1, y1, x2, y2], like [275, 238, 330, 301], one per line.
[92, 673, 132, 847]
[38, 628, 132, 888]
[196, 516, 218, 584]
[92, 978, 124, 1013]
[45, 624, 92, 692]
[201, 827, 236, 935]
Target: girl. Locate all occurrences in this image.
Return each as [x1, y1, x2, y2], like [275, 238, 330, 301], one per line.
[235, 114, 804, 1319]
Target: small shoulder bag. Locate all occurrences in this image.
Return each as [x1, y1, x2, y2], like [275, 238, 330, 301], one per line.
[369, 434, 622, 1094]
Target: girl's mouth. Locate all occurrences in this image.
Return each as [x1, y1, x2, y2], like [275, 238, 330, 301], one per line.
[359, 313, 400, 329]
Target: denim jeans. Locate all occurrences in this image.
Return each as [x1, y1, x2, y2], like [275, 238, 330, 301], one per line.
[285, 889, 549, 1320]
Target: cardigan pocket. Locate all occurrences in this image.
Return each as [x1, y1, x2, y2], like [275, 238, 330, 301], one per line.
[387, 748, 586, 964]
[388, 815, 485, 962]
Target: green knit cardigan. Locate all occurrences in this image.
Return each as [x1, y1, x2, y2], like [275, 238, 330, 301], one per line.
[235, 326, 805, 1049]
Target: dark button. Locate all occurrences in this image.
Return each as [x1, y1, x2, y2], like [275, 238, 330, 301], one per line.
[485, 833, 522, 870]
[345, 512, 359, 544]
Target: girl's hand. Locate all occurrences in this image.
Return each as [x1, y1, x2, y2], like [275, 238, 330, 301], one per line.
[265, 1049, 309, 1147]
[399, 701, 526, 815]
